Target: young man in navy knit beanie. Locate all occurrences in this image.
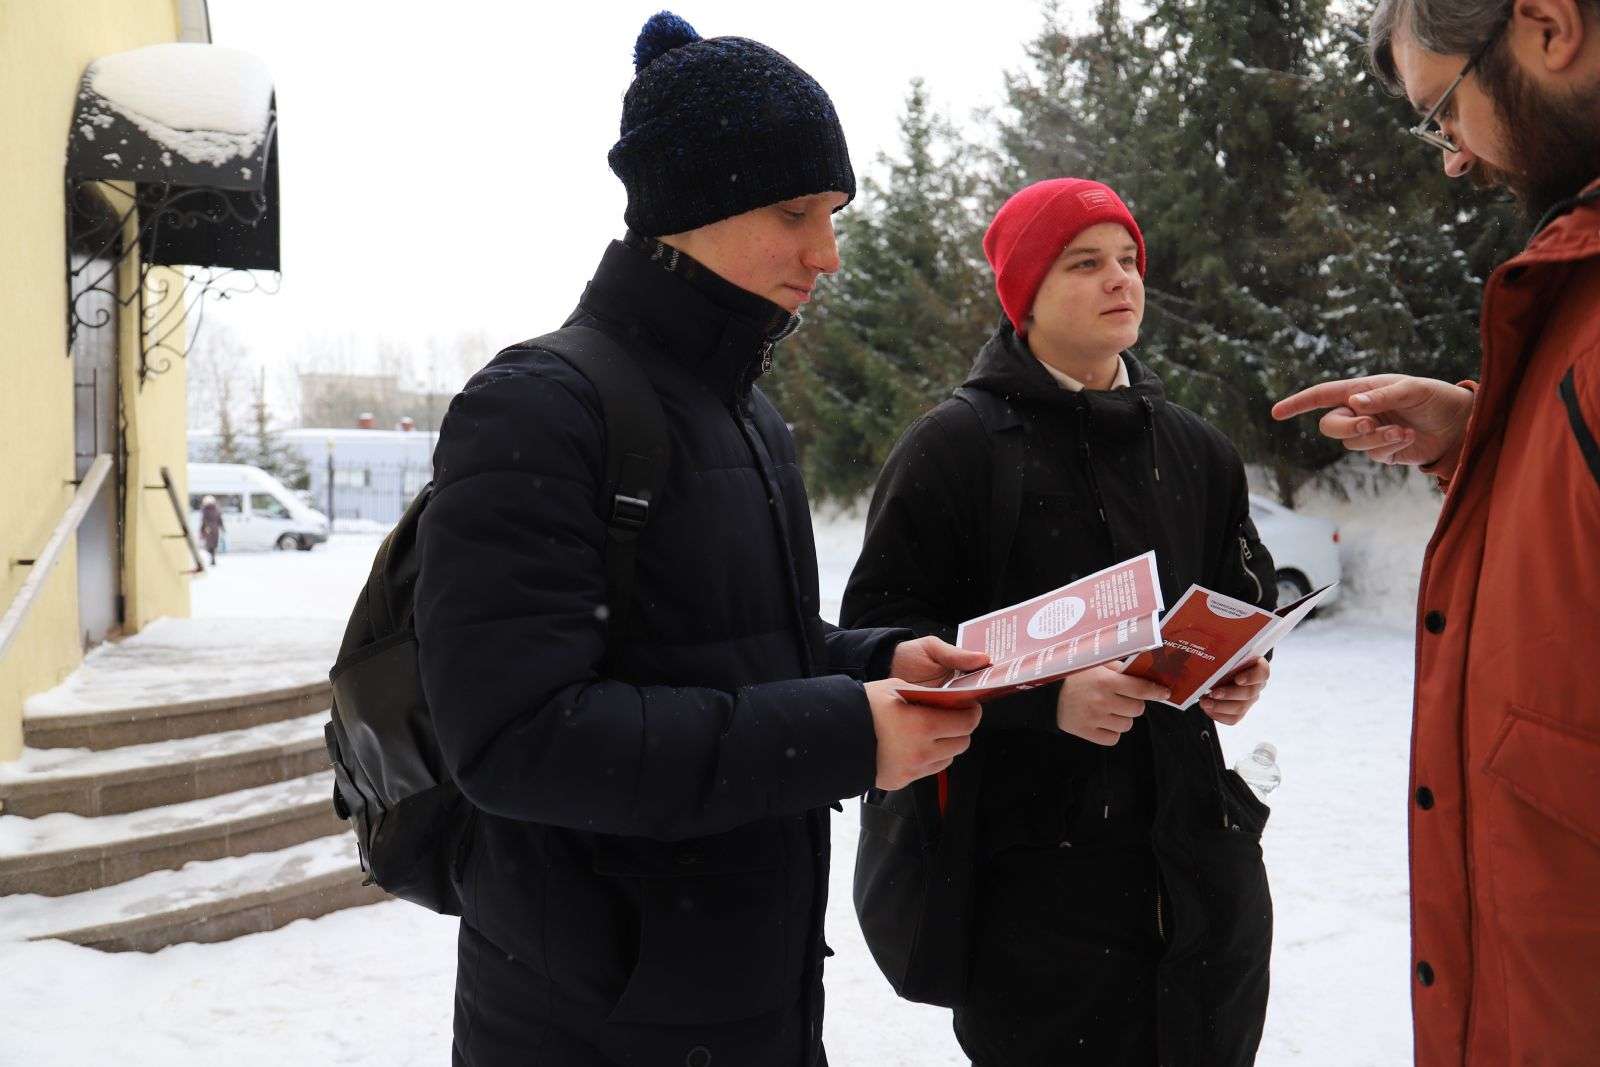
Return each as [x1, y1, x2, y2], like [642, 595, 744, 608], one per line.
[415, 13, 985, 1066]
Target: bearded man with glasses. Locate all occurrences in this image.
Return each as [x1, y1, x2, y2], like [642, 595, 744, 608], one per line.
[1272, 2, 1600, 1065]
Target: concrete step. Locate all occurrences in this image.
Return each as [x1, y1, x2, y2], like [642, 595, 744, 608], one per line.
[1, 833, 387, 953]
[22, 681, 331, 751]
[0, 771, 340, 896]
[0, 713, 328, 818]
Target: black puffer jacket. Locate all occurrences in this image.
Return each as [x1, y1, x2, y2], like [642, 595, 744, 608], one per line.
[842, 324, 1279, 1066]
[415, 237, 906, 1067]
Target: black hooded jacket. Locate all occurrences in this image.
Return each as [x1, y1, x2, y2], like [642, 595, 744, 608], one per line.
[842, 324, 1279, 1066]
[415, 237, 906, 1067]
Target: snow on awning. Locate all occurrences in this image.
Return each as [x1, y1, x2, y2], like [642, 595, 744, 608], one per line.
[69, 43, 274, 188]
[66, 43, 280, 271]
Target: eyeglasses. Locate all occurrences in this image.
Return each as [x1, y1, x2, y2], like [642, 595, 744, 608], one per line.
[1407, 19, 1507, 154]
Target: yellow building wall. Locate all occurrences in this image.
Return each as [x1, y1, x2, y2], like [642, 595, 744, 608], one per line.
[124, 265, 199, 635]
[0, 1, 188, 761]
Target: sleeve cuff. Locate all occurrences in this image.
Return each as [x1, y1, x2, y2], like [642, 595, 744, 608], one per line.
[743, 674, 878, 811]
[1419, 380, 1478, 487]
[865, 628, 914, 682]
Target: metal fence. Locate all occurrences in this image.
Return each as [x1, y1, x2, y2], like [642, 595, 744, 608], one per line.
[308, 459, 430, 525]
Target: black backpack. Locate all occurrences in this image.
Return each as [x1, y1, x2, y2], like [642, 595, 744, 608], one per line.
[852, 385, 1023, 1007]
[323, 324, 669, 914]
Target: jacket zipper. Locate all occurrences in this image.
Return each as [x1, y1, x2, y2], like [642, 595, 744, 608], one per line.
[1559, 366, 1600, 490]
[1238, 534, 1264, 604]
[1155, 885, 1166, 942]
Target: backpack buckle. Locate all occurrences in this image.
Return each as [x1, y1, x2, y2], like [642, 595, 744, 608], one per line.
[610, 493, 650, 531]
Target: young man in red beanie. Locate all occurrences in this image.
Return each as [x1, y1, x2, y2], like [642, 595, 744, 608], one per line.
[842, 178, 1279, 1066]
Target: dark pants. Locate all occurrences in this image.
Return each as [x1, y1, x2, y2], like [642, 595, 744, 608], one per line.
[954, 843, 1165, 1067]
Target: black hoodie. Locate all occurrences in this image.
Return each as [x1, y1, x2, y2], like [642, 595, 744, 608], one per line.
[842, 323, 1279, 1066]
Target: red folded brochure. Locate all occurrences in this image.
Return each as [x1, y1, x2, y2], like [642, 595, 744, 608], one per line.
[1121, 581, 1337, 709]
[895, 551, 1166, 708]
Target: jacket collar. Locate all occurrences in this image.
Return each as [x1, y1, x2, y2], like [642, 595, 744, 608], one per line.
[1529, 176, 1600, 245]
[577, 233, 798, 405]
[1439, 176, 1600, 535]
[962, 322, 1166, 441]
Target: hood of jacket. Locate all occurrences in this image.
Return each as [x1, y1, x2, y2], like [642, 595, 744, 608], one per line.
[962, 320, 1167, 443]
[577, 231, 799, 406]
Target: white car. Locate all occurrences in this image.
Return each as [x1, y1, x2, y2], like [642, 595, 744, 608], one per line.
[189, 462, 330, 552]
[1248, 494, 1342, 608]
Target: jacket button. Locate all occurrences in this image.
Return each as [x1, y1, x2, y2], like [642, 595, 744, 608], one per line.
[1416, 787, 1435, 810]
[1424, 611, 1446, 634]
[1417, 961, 1436, 987]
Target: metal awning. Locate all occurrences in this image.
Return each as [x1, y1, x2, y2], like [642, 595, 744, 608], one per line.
[66, 43, 279, 271]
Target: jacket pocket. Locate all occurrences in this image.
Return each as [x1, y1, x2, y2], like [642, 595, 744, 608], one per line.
[1228, 516, 1276, 610]
[1219, 767, 1272, 837]
[593, 823, 791, 1026]
[1484, 705, 1600, 850]
[448, 805, 481, 925]
[1559, 366, 1600, 492]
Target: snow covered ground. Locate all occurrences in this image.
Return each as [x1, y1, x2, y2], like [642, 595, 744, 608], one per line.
[1, 502, 1430, 1065]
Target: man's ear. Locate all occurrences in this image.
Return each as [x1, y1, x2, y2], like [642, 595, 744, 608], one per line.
[1511, 0, 1588, 74]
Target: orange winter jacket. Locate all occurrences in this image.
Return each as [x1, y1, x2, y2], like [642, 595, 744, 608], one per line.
[1410, 182, 1600, 1067]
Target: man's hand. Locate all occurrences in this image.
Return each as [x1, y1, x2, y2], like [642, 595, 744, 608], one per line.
[890, 635, 990, 686]
[1056, 665, 1171, 747]
[1271, 373, 1474, 470]
[867, 679, 982, 791]
[1198, 656, 1270, 726]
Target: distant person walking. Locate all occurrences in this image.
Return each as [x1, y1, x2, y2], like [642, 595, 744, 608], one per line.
[1272, 1, 1600, 1063]
[198, 494, 223, 566]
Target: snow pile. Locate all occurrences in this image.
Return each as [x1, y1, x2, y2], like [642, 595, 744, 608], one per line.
[0, 901, 459, 1067]
[1262, 467, 1444, 628]
[86, 43, 272, 167]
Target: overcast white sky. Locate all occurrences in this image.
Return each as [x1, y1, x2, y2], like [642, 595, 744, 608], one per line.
[201, 0, 1088, 386]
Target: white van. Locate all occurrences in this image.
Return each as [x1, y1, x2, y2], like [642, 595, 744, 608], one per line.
[188, 462, 330, 552]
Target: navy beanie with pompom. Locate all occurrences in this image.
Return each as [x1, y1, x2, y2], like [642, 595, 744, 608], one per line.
[608, 11, 855, 236]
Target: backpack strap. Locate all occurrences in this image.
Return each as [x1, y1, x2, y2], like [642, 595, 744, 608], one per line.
[363, 519, 398, 636]
[953, 387, 1025, 605]
[522, 324, 670, 636]
[362, 484, 432, 638]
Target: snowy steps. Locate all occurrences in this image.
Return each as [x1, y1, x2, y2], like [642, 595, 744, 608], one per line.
[0, 834, 386, 952]
[0, 711, 330, 819]
[2, 655, 387, 951]
[23, 680, 331, 751]
[0, 772, 342, 896]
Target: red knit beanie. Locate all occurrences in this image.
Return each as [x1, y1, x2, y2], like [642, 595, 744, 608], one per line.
[983, 178, 1146, 334]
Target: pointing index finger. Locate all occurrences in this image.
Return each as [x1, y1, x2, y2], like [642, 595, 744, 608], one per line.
[1272, 377, 1384, 421]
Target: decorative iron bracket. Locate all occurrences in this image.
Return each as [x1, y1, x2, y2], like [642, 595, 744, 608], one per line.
[66, 178, 280, 389]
